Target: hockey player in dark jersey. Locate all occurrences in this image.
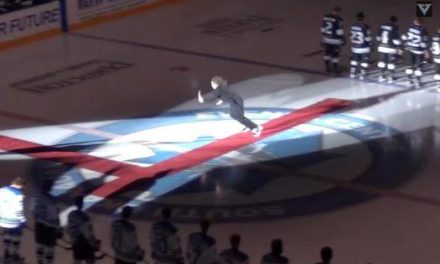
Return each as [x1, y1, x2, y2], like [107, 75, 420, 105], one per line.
[261, 239, 289, 264]
[321, 6, 345, 75]
[219, 234, 249, 264]
[186, 219, 218, 264]
[67, 196, 101, 264]
[431, 28, 440, 89]
[349, 12, 372, 80]
[111, 206, 145, 264]
[401, 18, 429, 88]
[31, 180, 63, 264]
[150, 208, 184, 264]
[376, 16, 402, 83]
[314, 247, 333, 264]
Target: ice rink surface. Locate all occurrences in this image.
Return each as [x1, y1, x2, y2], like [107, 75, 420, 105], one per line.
[1, 0, 440, 263]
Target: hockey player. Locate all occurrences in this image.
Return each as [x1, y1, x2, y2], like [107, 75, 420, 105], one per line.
[0, 177, 25, 263]
[321, 6, 345, 75]
[401, 18, 429, 88]
[219, 234, 249, 264]
[349, 12, 372, 80]
[198, 76, 262, 137]
[67, 195, 101, 264]
[111, 206, 145, 264]
[186, 219, 218, 264]
[431, 28, 440, 89]
[149, 208, 184, 264]
[376, 16, 402, 83]
[31, 179, 63, 264]
[261, 239, 289, 264]
[314, 247, 333, 264]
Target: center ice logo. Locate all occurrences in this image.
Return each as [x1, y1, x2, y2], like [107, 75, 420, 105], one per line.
[32, 108, 418, 222]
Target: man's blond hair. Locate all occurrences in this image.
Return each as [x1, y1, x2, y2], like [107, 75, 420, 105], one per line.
[211, 76, 228, 87]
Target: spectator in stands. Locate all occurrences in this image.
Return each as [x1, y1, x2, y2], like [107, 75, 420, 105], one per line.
[149, 208, 184, 264]
[0, 0, 33, 13]
[111, 206, 145, 264]
[315, 247, 333, 264]
[0, 177, 26, 263]
[219, 234, 249, 264]
[186, 219, 218, 264]
[31, 179, 63, 264]
[67, 195, 101, 264]
[261, 239, 289, 264]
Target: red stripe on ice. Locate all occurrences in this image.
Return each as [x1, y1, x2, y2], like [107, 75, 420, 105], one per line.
[90, 98, 351, 198]
[0, 136, 145, 177]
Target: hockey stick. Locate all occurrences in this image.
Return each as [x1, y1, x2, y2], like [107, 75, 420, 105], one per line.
[24, 226, 150, 263]
[24, 226, 73, 250]
[304, 49, 323, 57]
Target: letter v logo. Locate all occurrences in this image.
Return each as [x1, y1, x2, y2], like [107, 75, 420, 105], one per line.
[416, 1, 432, 17]
[418, 4, 431, 15]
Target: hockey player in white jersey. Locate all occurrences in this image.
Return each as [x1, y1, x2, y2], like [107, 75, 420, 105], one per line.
[431, 28, 440, 89]
[0, 177, 25, 264]
[186, 219, 218, 264]
[401, 18, 429, 88]
[376, 16, 402, 83]
[261, 239, 289, 264]
[198, 76, 263, 137]
[67, 195, 101, 264]
[219, 234, 249, 264]
[31, 179, 63, 264]
[150, 208, 184, 264]
[111, 206, 145, 264]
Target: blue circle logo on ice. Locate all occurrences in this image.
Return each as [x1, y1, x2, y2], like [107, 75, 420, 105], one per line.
[33, 108, 420, 222]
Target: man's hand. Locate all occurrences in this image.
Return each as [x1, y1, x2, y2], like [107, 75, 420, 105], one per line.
[197, 90, 204, 103]
[216, 99, 223, 106]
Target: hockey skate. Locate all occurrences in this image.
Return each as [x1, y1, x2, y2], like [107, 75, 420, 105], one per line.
[325, 65, 331, 75]
[407, 78, 415, 87]
[3, 255, 25, 264]
[378, 75, 386, 82]
[358, 70, 367, 81]
[414, 80, 421, 89]
[387, 75, 395, 84]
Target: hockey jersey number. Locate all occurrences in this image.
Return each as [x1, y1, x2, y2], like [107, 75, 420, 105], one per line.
[380, 31, 389, 44]
[351, 31, 364, 44]
[407, 32, 422, 47]
[323, 21, 333, 35]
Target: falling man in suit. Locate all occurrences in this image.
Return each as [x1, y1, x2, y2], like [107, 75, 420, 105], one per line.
[198, 76, 263, 137]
